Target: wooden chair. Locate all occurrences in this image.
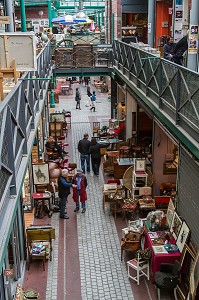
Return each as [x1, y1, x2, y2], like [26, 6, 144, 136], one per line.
[127, 249, 151, 285]
[121, 231, 142, 261]
[92, 122, 100, 137]
[49, 122, 63, 141]
[103, 151, 119, 174]
[109, 188, 124, 220]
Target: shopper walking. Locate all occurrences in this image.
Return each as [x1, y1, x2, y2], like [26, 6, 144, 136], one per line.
[73, 169, 88, 213]
[89, 138, 109, 176]
[90, 91, 96, 112]
[58, 169, 77, 219]
[78, 133, 91, 173]
[75, 87, 81, 109]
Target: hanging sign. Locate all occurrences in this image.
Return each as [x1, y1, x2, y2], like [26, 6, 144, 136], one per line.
[188, 25, 198, 54]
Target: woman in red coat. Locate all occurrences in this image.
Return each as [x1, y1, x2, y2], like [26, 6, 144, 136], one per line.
[73, 169, 87, 213]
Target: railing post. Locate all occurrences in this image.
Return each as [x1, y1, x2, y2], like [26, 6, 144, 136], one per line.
[158, 61, 163, 109]
[146, 59, 149, 96]
[6, 107, 16, 195]
[50, 89, 55, 108]
[176, 69, 181, 125]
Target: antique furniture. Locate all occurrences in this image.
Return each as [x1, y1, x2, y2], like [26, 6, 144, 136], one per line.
[122, 219, 145, 238]
[103, 151, 119, 174]
[127, 250, 150, 285]
[119, 145, 131, 161]
[132, 170, 148, 199]
[121, 231, 142, 261]
[139, 196, 156, 217]
[154, 260, 181, 300]
[49, 121, 63, 141]
[32, 192, 52, 219]
[26, 225, 55, 270]
[144, 222, 181, 282]
[121, 191, 138, 219]
[92, 122, 100, 137]
[113, 159, 134, 180]
[160, 182, 176, 196]
[102, 183, 118, 211]
[109, 188, 124, 220]
[155, 196, 171, 212]
[122, 165, 153, 195]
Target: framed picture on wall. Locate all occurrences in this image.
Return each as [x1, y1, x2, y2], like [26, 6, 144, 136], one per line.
[32, 163, 50, 185]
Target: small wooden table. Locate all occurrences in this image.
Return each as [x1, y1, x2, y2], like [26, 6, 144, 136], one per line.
[102, 184, 118, 211]
[32, 192, 51, 219]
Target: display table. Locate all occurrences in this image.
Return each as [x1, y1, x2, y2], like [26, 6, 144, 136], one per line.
[32, 192, 51, 219]
[144, 228, 181, 282]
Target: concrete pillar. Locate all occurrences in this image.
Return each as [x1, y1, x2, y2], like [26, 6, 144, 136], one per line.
[187, 0, 199, 71]
[5, 0, 14, 32]
[148, 0, 156, 47]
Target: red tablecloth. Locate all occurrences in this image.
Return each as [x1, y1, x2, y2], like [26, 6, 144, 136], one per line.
[144, 231, 181, 282]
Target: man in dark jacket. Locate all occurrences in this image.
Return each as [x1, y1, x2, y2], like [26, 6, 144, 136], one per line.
[58, 169, 76, 219]
[78, 133, 91, 174]
[89, 138, 109, 176]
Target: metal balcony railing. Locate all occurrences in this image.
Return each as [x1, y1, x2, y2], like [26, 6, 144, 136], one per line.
[0, 41, 52, 207]
[112, 40, 199, 152]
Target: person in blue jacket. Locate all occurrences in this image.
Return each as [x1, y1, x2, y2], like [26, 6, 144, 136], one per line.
[90, 91, 96, 112]
[58, 169, 76, 219]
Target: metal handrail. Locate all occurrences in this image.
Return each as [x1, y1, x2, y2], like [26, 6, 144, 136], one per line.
[112, 40, 199, 158]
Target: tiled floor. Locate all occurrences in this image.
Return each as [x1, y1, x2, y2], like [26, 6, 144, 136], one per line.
[23, 78, 174, 300]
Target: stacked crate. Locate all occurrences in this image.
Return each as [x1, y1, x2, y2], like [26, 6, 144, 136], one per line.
[73, 43, 94, 68]
[54, 48, 74, 68]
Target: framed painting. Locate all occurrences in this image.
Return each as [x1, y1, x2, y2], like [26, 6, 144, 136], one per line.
[166, 198, 175, 228]
[176, 221, 190, 253]
[170, 211, 182, 240]
[189, 250, 199, 300]
[177, 244, 196, 300]
[32, 163, 50, 185]
[135, 159, 146, 172]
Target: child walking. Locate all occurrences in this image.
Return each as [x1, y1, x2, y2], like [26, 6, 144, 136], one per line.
[90, 91, 96, 112]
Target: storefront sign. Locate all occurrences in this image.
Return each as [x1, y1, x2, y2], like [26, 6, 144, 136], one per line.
[4, 269, 13, 276]
[0, 16, 10, 24]
[188, 25, 198, 54]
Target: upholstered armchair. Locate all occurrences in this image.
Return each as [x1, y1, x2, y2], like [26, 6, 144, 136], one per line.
[154, 260, 181, 300]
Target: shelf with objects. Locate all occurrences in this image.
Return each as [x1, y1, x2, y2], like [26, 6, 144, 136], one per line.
[132, 159, 148, 199]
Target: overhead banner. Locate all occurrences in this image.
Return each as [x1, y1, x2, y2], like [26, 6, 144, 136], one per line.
[188, 25, 198, 54]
